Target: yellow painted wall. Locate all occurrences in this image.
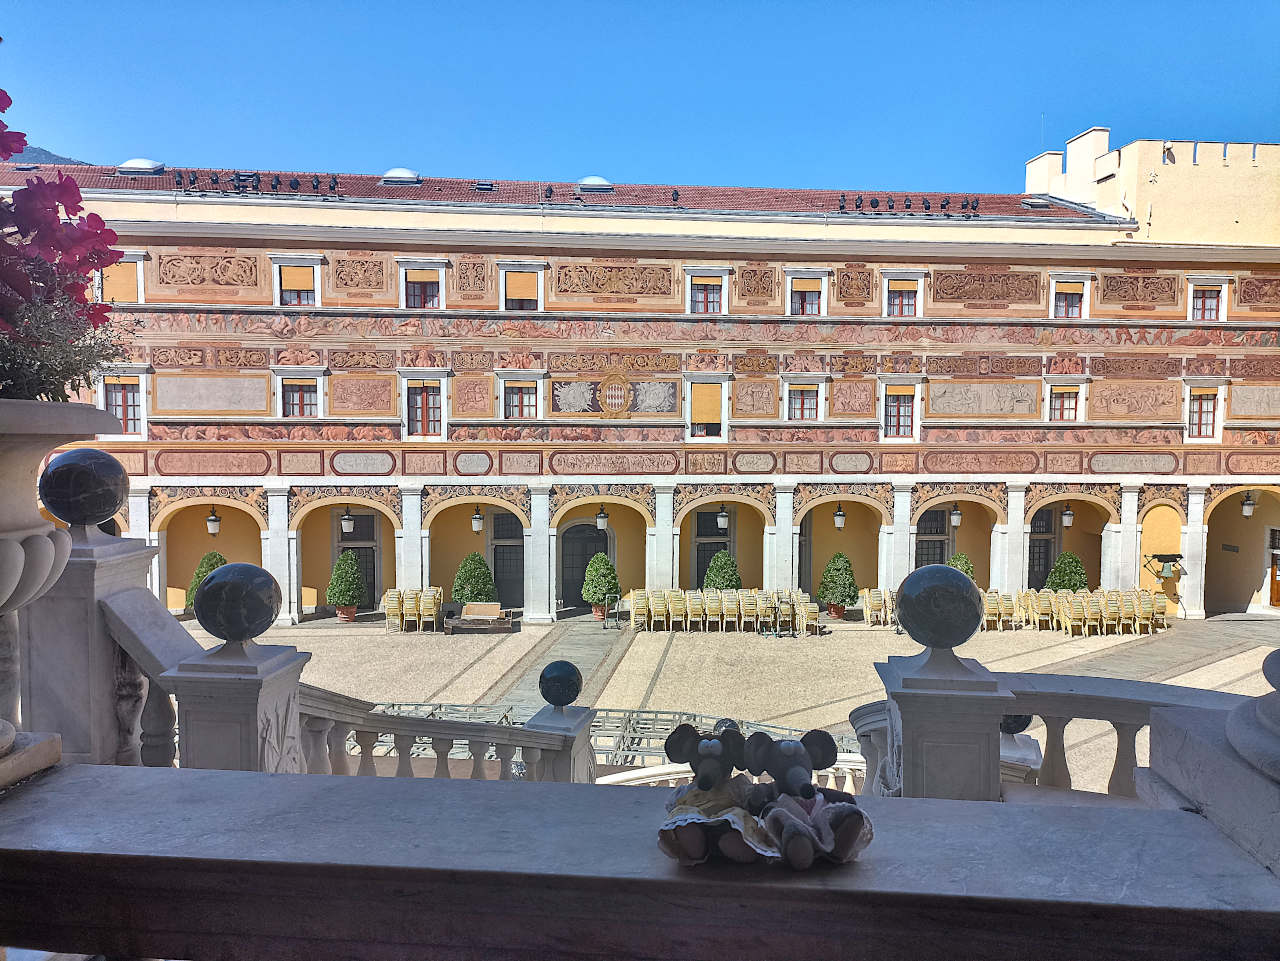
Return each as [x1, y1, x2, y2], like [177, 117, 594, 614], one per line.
[807, 502, 881, 593]
[1139, 505, 1183, 601]
[1058, 501, 1106, 589]
[559, 503, 646, 596]
[430, 505, 489, 602]
[164, 505, 261, 609]
[1205, 493, 1280, 614]
[678, 506, 765, 589]
[952, 504, 994, 590]
[298, 507, 395, 609]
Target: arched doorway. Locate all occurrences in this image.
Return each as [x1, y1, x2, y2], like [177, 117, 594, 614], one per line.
[1025, 499, 1110, 590]
[157, 501, 265, 611]
[293, 499, 398, 616]
[1139, 502, 1184, 606]
[913, 499, 998, 590]
[553, 499, 648, 614]
[1205, 487, 1280, 615]
[560, 524, 609, 610]
[427, 501, 527, 609]
[796, 498, 884, 596]
[676, 498, 769, 590]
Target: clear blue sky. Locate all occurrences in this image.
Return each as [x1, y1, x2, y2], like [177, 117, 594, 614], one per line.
[5, 0, 1278, 192]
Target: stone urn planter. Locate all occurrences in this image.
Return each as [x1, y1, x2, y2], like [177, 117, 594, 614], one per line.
[0, 399, 120, 724]
[335, 605, 357, 623]
[591, 604, 606, 620]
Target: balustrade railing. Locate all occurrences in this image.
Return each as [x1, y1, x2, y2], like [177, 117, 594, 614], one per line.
[596, 752, 865, 792]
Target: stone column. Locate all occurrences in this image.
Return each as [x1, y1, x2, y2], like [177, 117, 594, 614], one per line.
[1181, 486, 1209, 619]
[287, 528, 302, 621]
[264, 488, 292, 625]
[877, 522, 893, 591]
[988, 523, 1008, 593]
[1099, 525, 1120, 590]
[889, 485, 914, 589]
[652, 485, 676, 589]
[773, 485, 796, 592]
[1119, 486, 1141, 588]
[398, 487, 423, 592]
[422, 528, 432, 589]
[127, 489, 152, 590]
[524, 487, 554, 623]
[1004, 484, 1027, 595]
[150, 529, 167, 608]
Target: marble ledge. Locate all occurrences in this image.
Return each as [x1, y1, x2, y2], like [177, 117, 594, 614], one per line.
[0, 764, 1278, 961]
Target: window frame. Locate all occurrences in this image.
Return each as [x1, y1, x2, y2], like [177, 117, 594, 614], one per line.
[398, 368, 451, 441]
[269, 253, 324, 308]
[94, 363, 150, 440]
[781, 373, 827, 423]
[396, 257, 448, 310]
[784, 268, 829, 318]
[1183, 378, 1226, 444]
[494, 369, 547, 420]
[684, 375, 730, 443]
[1048, 387, 1079, 422]
[880, 269, 926, 319]
[1048, 272, 1092, 321]
[879, 377, 922, 442]
[95, 250, 146, 305]
[1185, 275, 1231, 324]
[497, 260, 548, 312]
[683, 265, 731, 315]
[281, 379, 320, 418]
[271, 365, 329, 418]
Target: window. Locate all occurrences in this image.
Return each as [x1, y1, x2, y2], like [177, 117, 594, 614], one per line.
[281, 379, 318, 417]
[1054, 282, 1084, 319]
[1192, 287, 1220, 322]
[1189, 389, 1217, 438]
[504, 271, 539, 311]
[100, 262, 139, 304]
[279, 266, 315, 306]
[788, 386, 819, 420]
[103, 376, 141, 433]
[888, 280, 917, 317]
[915, 508, 949, 569]
[691, 281, 722, 314]
[789, 278, 822, 315]
[407, 381, 442, 435]
[1049, 387, 1078, 421]
[884, 387, 914, 437]
[503, 382, 537, 419]
[689, 382, 723, 438]
[405, 269, 440, 309]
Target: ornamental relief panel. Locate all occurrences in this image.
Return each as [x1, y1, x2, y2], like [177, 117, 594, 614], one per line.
[911, 482, 1007, 519]
[1138, 484, 1188, 519]
[1238, 276, 1280, 308]
[550, 483, 655, 524]
[931, 270, 1040, 304]
[275, 347, 323, 366]
[548, 450, 679, 475]
[829, 354, 877, 375]
[828, 379, 876, 417]
[150, 485, 267, 527]
[1097, 273, 1180, 305]
[214, 347, 268, 368]
[926, 380, 1040, 418]
[731, 379, 780, 418]
[1087, 380, 1182, 421]
[675, 483, 775, 524]
[399, 347, 448, 369]
[452, 351, 494, 371]
[289, 485, 402, 526]
[1024, 482, 1122, 520]
[553, 263, 673, 296]
[736, 267, 776, 300]
[332, 258, 387, 290]
[835, 269, 873, 302]
[548, 351, 680, 373]
[156, 253, 260, 287]
[1089, 355, 1181, 378]
[149, 423, 397, 442]
[1231, 357, 1280, 379]
[732, 354, 779, 374]
[152, 347, 206, 368]
[328, 374, 397, 416]
[422, 485, 530, 524]
[794, 482, 893, 519]
[330, 349, 394, 370]
[454, 260, 489, 293]
[1228, 384, 1280, 420]
[548, 376, 680, 417]
[452, 375, 495, 418]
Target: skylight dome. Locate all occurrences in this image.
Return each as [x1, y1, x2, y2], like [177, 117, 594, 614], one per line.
[116, 158, 164, 175]
[381, 167, 421, 185]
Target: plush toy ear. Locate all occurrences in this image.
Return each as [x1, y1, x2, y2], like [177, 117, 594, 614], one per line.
[801, 729, 838, 771]
[744, 731, 774, 776]
[718, 728, 746, 769]
[665, 724, 699, 763]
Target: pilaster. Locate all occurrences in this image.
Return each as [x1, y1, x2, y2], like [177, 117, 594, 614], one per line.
[524, 486, 554, 623]
[773, 484, 796, 591]
[988, 524, 1008, 593]
[399, 487, 423, 592]
[264, 488, 293, 625]
[653, 484, 676, 590]
[1004, 484, 1027, 595]
[1119, 485, 1141, 588]
[1182, 486, 1209, 619]
[127, 489, 152, 592]
[890, 484, 914, 590]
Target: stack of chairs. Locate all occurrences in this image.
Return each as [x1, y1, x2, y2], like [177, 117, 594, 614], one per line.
[703, 591, 723, 631]
[982, 591, 1001, 631]
[739, 591, 758, 632]
[419, 587, 442, 633]
[668, 590, 688, 631]
[383, 589, 404, 633]
[629, 589, 649, 631]
[686, 591, 705, 631]
[721, 591, 741, 631]
[648, 591, 670, 631]
[757, 591, 777, 634]
[401, 589, 422, 632]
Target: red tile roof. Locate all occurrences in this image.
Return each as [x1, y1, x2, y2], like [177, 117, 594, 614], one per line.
[0, 163, 1104, 220]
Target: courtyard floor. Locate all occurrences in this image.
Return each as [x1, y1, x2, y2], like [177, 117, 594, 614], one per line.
[187, 612, 1278, 794]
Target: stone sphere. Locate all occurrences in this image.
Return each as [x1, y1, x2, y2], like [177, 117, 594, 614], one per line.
[38, 448, 129, 527]
[539, 660, 582, 707]
[193, 563, 281, 643]
[1000, 714, 1033, 735]
[895, 564, 983, 649]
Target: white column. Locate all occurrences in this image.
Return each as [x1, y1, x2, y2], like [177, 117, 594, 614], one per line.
[264, 488, 292, 625]
[287, 528, 302, 623]
[890, 485, 913, 589]
[762, 527, 776, 590]
[1004, 485, 1027, 595]
[1181, 486, 1209, 619]
[399, 488, 423, 592]
[773, 485, 796, 591]
[988, 524, 1007, 593]
[524, 487, 554, 623]
[1119, 485, 1141, 588]
[1099, 525, 1122, 590]
[653, 485, 676, 589]
[422, 528, 432, 588]
[877, 523, 893, 590]
[152, 530, 167, 608]
[127, 489, 152, 596]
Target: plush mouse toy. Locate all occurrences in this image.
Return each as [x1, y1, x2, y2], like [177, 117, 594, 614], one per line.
[657, 720, 780, 866]
[744, 729, 874, 870]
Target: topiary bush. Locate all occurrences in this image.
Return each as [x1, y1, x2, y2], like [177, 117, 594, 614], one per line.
[186, 551, 227, 609]
[580, 552, 619, 607]
[702, 550, 742, 591]
[947, 552, 976, 581]
[817, 552, 858, 606]
[452, 551, 497, 605]
[325, 548, 366, 608]
[1045, 551, 1088, 592]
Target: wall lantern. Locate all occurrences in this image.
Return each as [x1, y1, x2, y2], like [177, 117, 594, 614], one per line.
[717, 504, 730, 530]
[1061, 503, 1075, 528]
[1242, 492, 1256, 518]
[205, 506, 221, 537]
[950, 503, 962, 528]
[340, 506, 356, 535]
[596, 505, 609, 530]
[833, 503, 846, 530]
[472, 505, 484, 533]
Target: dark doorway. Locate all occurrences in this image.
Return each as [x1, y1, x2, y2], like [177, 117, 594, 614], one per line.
[561, 524, 608, 609]
[492, 510, 525, 610]
[345, 546, 377, 610]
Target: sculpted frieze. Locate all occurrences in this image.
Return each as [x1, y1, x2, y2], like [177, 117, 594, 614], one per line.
[422, 485, 530, 523]
[828, 379, 876, 417]
[452, 351, 494, 371]
[737, 267, 776, 299]
[150, 485, 266, 526]
[214, 348, 268, 368]
[549, 450, 679, 475]
[452, 375, 495, 417]
[330, 349, 394, 370]
[554, 264, 673, 296]
[1098, 273, 1180, 305]
[835, 269, 873, 301]
[1228, 384, 1280, 420]
[675, 482, 775, 522]
[927, 381, 1039, 417]
[275, 346, 323, 366]
[547, 351, 680, 373]
[1088, 380, 1182, 420]
[550, 483, 655, 523]
[289, 485, 402, 525]
[399, 348, 448, 368]
[152, 347, 206, 367]
[332, 258, 386, 290]
[931, 270, 1040, 304]
[1230, 356, 1280, 379]
[150, 423, 398, 442]
[911, 482, 1007, 518]
[1238, 276, 1280, 308]
[1089, 355, 1181, 378]
[732, 354, 779, 374]
[455, 261, 488, 292]
[1137, 484, 1188, 519]
[156, 254, 259, 287]
[794, 482, 894, 520]
[731, 379, 780, 418]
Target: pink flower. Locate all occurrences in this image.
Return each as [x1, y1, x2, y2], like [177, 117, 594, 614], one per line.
[0, 123, 26, 162]
[0, 89, 12, 113]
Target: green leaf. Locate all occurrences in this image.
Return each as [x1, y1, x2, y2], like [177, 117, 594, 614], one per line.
[946, 552, 976, 580]
[452, 551, 497, 605]
[325, 548, 367, 607]
[702, 550, 742, 590]
[817, 552, 858, 605]
[186, 551, 227, 609]
[1044, 551, 1089, 592]
[580, 552, 619, 605]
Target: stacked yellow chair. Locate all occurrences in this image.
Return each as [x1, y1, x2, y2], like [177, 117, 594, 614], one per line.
[757, 592, 776, 633]
[383, 589, 403, 633]
[419, 587, 441, 633]
[648, 591, 670, 631]
[629, 589, 649, 631]
[722, 591, 741, 631]
[686, 590, 705, 631]
[401, 589, 421, 632]
[668, 590, 688, 631]
[739, 591, 758, 631]
[704, 590, 723, 631]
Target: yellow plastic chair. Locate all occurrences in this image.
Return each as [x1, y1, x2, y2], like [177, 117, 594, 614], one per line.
[418, 590, 440, 633]
[983, 591, 1001, 631]
[1103, 592, 1122, 635]
[627, 590, 646, 631]
[1136, 592, 1155, 635]
[648, 591, 670, 632]
[1063, 596, 1087, 637]
[721, 591, 741, 631]
[401, 590, 421, 632]
[383, 590, 403, 633]
[704, 590, 723, 631]
[1119, 592, 1138, 635]
[998, 593, 1017, 631]
[1152, 592, 1170, 630]
[668, 591, 688, 631]
[800, 599, 821, 635]
[686, 591, 705, 631]
[866, 589, 885, 627]
[757, 592, 776, 633]
[1084, 594, 1103, 636]
[739, 591, 758, 632]
[1033, 591, 1054, 630]
[776, 594, 795, 634]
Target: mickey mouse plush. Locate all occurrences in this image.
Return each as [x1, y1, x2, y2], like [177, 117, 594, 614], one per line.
[657, 720, 780, 866]
[744, 729, 874, 870]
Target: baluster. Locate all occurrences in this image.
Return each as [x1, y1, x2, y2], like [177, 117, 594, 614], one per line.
[328, 723, 353, 775]
[1038, 716, 1073, 790]
[522, 746, 543, 781]
[393, 733, 416, 778]
[468, 739, 488, 779]
[431, 737, 454, 778]
[140, 682, 177, 768]
[113, 647, 146, 766]
[495, 743, 516, 780]
[1108, 722, 1142, 797]
[354, 730, 380, 776]
[301, 715, 334, 774]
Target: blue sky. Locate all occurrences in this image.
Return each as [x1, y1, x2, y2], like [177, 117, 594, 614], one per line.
[5, 0, 1278, 192]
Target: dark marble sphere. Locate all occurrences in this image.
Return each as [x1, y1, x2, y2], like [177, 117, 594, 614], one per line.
[193, 563, 281, 643]
[1000, 714, 1033, 735]
[539, 660, 582, 707]
[38, 449, 129, 527]
[896, 564, 984, 650]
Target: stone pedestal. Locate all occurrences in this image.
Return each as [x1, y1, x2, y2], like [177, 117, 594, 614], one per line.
[162, 639, 310, 773]
[19, 529, 156, 763]
[524, 704, 596, 783]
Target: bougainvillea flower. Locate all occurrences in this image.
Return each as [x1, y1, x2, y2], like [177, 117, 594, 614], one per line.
[0, 123, 26, 162]
[0, 89, 12, 113]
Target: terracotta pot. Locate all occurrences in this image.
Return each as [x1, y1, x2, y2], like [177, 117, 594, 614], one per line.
[591, 604, 606, 620]
[335, 605, 358, 622]
[827, 603, 846, 618]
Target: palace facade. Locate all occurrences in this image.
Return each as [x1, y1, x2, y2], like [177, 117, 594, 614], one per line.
[9, 127, 1280, 623]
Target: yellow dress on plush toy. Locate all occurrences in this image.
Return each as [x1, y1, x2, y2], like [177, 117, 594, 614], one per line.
[658, 774, 780, 866]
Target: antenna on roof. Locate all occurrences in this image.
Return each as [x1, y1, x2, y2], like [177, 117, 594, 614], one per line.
[545, 185, 553, 199]
[672, 189, 679, 205]
[839, 192, 846, 212]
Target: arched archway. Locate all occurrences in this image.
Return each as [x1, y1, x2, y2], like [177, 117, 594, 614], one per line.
[556, 500, 647, 611]
[796, 496, 885, 596]
[1139, 501, 1185, 603]
[157, 502, 264, 611]
[678, 499, 768, 590]
[428, 501, 528, 608]
[1205, 486, 1280, 615]
[292, 498, 399, 614]
[912, 499, 998, 590]
[1023, 497, 1112, 590]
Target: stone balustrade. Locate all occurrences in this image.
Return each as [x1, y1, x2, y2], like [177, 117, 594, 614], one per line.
[596, 752, 865, 792]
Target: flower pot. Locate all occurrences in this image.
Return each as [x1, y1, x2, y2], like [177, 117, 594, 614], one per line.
[827, 603, 846, 618]
[591, 604, 606, 620]
[335, 605, 358, 622]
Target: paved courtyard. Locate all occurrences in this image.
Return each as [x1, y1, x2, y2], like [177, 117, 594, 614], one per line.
[189, 613, 1279, 794]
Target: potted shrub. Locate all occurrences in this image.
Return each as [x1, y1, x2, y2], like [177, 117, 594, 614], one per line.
[946, 552, 976, 581]
[1045, 551, 1088, 592]
[581, 551, 619, 619]
[325, 549, 366, 622]
[452, 551, 498, 606]
[186, 551, 227, 610]
[817, 552, 858, 617]
[703, 550, 742, 591]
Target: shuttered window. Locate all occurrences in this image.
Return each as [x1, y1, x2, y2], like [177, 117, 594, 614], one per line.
[1054, 281, 1084, 319]
[407, 380, 442, 435]
[279, 265, 315, 306]
[1049, 387, 1078, 421]
[503, 382, 537, 418]
[884, 386, 914, 437]
[787, 385, 818, 420]
[1189, 388, 1217, 438]
[504, 271, 540, 309]
[690, 382, 723, 436]
[100, 263, 138, 303]
[282, 379, 318, 417]
[888, 280, 917, 317]
[691, 277, 723, 314]
[1192, 287, 1220, 322]
[103, 376, 141, 433]
[405, 268, 440, 309]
